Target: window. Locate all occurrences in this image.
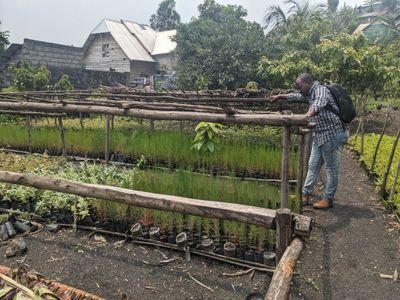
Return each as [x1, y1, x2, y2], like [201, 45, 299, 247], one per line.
[102, 44, 110, 57]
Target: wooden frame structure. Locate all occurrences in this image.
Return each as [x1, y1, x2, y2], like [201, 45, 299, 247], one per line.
[0, 90, 313, 298]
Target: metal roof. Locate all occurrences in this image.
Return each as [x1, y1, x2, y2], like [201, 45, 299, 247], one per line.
[152, 30, 176, 56]
[87, 19, 176, 62]
[90, 19, 155, 62]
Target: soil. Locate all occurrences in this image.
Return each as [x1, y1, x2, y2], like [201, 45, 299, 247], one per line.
[0, 109, 399, 299]
[0, 229, 270, 299]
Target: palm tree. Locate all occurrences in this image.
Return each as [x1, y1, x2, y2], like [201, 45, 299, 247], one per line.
[263, 0, 326, 31]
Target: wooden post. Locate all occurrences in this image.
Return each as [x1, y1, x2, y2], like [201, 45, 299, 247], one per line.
[296, 134, 305, 201]
[280, 126, 291, 208]
[303, 132, 312, 182]
[150, 119, 155, 131]
[360, 115, 365, 156]
[25, 116, 32, 154]
[265, 238, 304, 300]
[105, 114, 111, 163]
[58, 116, 66, 157]
[275, 208, 293, 263]
[111, 115, 115, 130]
[380, 127, 400, 197]
[79, 112, 84, 130]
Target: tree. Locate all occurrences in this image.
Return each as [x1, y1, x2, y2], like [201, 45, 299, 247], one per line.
[174, 0, 265, 90]
[7, 61, 51, 91]
[150, 0, 180, 31]
[0, 20, 9, 53]
[263, 0, 326, 31]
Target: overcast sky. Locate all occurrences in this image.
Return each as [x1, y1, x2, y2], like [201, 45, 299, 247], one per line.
[1, 0, 366, 47]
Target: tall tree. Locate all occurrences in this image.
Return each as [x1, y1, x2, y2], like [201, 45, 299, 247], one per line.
[263, 0, 326, 31]
[150, 0, 181, 31]
[0, 20, 9, 54]
[174, 0, 265, 90]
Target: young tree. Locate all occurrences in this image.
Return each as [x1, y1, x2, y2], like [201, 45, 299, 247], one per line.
[150, 0, 180, 31]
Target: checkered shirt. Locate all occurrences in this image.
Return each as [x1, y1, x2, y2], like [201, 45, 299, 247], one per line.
[287, 82, 344, 146]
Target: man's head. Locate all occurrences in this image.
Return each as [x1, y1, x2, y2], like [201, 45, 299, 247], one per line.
[295, 73, 314, 96]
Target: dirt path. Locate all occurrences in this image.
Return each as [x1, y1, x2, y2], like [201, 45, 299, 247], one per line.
[292, 148, 400, 299]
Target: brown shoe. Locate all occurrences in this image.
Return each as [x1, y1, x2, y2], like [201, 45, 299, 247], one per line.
[301, 194, 310, 206]
[313, 199, 333, 209]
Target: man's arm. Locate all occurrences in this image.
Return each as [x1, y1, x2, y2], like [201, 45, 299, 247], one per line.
[269, 93, 306, 102]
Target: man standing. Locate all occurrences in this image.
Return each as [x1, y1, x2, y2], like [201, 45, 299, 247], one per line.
[270, 73, 349, 209]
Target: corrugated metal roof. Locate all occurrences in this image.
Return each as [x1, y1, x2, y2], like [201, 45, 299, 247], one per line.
[152, 30, 176, 55]
[90, 19, 155, 62]
[121, 20, 156, 54]
[87, 19, 176, 62]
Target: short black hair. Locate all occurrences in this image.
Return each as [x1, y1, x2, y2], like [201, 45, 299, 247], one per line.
[297, 73, 313, 84]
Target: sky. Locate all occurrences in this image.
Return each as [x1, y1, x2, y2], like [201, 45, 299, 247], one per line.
[1, 0, 366, 47]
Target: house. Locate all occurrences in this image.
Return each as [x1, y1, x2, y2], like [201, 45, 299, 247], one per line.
[83, 19, 176, 86]
[0, 18, 177, 89]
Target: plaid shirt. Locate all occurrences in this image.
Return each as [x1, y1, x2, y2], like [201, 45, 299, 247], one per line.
[287, 82, 344, 146]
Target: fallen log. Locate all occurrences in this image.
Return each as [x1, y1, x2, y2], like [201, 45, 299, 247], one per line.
[265, 238, 304, 300]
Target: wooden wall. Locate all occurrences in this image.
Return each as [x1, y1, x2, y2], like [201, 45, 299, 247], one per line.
[84, 34, 130, 73]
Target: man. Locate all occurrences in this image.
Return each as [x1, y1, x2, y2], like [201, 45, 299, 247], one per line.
[270, 73, 348, 209]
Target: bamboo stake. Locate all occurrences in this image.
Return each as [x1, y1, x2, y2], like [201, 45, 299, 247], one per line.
[371, 112, 390, 173]
[380, 127, 400, 198]
[388, 160, 400, 204]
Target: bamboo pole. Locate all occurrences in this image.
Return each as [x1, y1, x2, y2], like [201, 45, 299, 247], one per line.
[58, 116, 66, 157]
[0, 171, 279, 229]
[280, 126, 291, 208]
[265, 238, 304, 300]
[380, 127, 400, 197]
[25, 116, 32, 154]
[371, 112, 390, 173]
[105, 114, 111, 163]
[0, 101, 310, 126]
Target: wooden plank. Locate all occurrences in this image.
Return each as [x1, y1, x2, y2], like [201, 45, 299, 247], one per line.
[0, 102, 310, 126]
[0, 171, 277, 229]
[265, 238, 304, 300]
[275, 208, 293, 263]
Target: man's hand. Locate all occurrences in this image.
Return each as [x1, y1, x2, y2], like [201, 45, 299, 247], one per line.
[269, 94, 286, 102]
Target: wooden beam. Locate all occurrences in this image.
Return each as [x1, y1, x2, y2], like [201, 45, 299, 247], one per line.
[0, 110, 62, 117]
[0, 171, 277, 229]
[0, 101, 309, 126]
[265, 238, 304, 300]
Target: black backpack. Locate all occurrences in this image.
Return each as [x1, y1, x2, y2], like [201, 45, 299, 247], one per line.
[325, 84, 356, 123]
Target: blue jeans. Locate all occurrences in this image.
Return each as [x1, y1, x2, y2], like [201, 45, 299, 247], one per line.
[302, 131, 349, 203]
